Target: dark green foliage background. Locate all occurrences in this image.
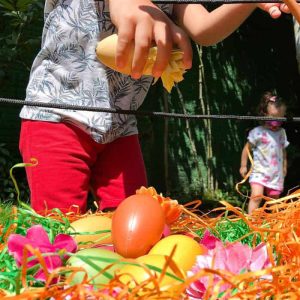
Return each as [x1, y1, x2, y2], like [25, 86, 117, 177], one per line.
[0, 1, 299, 207]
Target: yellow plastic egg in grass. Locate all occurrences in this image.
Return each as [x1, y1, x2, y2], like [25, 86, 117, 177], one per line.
[117, 254, 185, 292]
[96, 34, 185, 92]
[67, 248, 123, 286]
[69, 215, 112, 248]
[149, 234, 207, 272]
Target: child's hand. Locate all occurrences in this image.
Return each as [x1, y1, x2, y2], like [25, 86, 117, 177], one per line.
[240, 166, 248, 178]
[257, 3, 290, 18]
[108, 0, 192, 79]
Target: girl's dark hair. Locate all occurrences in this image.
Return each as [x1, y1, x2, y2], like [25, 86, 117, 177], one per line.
[257, 91, 286, 116]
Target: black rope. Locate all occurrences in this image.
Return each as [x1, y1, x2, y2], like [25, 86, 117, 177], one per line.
[1, 97, 299, 122]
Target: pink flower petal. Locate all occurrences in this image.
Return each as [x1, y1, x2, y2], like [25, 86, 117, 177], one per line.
[44, 255, 63, 270]
[213, 242, 227, 270]
[200, 230, 220, 250]
[8, 234, 34, 266]
[8, 225, 56, 266]
[34, 269, 47, 281]
[195, 253, 213, 269]
[187, 281, 205, 299]
[26, 225, 52, 247]
[223, 242, 252, 273]
[8, 225, 78, 282]
[186, 240, 271, 298]
[250, 243, 270, 271]
[162, 224, 171, 237]
[34, 269, 59, 283]
[53, 234, 77, 253]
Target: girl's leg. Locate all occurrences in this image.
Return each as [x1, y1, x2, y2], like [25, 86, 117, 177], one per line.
[19, 120, 97, 214]
[248, 183, 265, 214]
[91, 135, 147, 211]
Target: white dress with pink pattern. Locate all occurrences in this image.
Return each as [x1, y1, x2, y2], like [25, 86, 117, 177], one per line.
[248, 126, 289, 191]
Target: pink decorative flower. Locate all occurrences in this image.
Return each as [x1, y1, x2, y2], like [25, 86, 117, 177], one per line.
[200, 230, 220, 249]
[8, 225, 77, 281]
[187, 240, 271, 299]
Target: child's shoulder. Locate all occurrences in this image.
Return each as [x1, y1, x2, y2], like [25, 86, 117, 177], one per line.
[248, 125, 264, 135]
[278, 127, 287, 133]
[277, 127, 288, 138]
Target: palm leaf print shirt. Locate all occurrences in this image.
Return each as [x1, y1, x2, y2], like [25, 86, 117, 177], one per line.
[20, 0, 173, 143]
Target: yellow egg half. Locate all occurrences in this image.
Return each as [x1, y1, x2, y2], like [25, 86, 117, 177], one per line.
[117, 254, 185, 293]
[69, 215, 112, 247]
[148, 234, 207, 272]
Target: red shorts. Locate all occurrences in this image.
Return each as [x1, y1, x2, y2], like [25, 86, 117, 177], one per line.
[19, 120, 147, 213]
[250, 182, 282, 196]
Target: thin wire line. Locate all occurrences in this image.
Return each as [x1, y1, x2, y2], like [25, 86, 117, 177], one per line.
[1, 97, 299, 122]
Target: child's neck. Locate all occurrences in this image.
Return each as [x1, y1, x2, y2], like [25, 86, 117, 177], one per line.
[264, 124, 281, 131]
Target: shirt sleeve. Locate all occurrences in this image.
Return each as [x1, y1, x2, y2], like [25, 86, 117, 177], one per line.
[247, 128, 258, 147]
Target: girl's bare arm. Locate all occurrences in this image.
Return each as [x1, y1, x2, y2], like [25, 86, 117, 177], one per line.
[173, 3, 289, 46]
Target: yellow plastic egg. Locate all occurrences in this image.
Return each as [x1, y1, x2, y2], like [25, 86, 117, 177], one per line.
[96, 34, 155, 76]
[117, 254, 185, 292]
[148, 234, 207, 272]
[69, 215, 112, 247]
[96, 34, 185, 93]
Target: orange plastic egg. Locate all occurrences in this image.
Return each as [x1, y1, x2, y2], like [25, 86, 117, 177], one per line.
[112, 194, 165, 258]
[136, 186, 182, 224]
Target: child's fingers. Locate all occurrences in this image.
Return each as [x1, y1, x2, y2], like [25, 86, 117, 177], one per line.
[268, 5, 282, 18]
[280, 3, 290, 14]
[281, 0, 300, 23]
[131, 22, 153, 79]
[258, 3, 282, 18]
[116, 21, 135, 70]
[171, 26, 193, 70]
[152, 24, 173, 78]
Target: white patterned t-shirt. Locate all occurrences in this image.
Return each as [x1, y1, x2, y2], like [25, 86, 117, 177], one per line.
[248, 126, 289, 191]
[20, 0, 173, 143]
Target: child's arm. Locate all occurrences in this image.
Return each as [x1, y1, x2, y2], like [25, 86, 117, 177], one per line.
[283, 148, 287, 177]
[108, 0, 192, 79]
[240, 142, 251, 178]
[173, 3, 290, 46]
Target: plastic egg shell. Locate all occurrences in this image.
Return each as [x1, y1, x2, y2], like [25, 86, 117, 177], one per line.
[69, 215, 112, 248]
[117, 254, 185, 292]
[112, 194, 165, 258]
[149, 234, 207, 272]
[96, 34, 156, 76]
[67, 248, 122, 286]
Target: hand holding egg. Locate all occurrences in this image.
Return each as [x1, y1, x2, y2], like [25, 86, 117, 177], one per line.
[96, 34, 186, 92]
